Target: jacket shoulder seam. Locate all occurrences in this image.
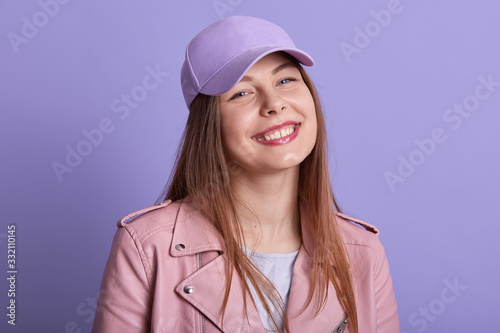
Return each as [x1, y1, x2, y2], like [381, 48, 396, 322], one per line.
[343, 240, 378, 257]
[117, 201, 179, 243]
[335, 211, 379, 234]
[122, 223, 154, 291]
[117, 200, 172, 227]
[138, 224, 175, 244]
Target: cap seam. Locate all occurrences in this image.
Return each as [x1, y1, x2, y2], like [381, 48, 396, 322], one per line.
[186, 45, 200, 89]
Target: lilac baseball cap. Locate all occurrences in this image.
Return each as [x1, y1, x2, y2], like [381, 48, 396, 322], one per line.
[181, 16, 314, 108]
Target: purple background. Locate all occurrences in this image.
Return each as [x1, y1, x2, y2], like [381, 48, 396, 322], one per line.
[1, 1, 499, 332]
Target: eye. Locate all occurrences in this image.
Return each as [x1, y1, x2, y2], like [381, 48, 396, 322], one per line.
[229, 91, 250, 100]
[277, 77, 297, 86]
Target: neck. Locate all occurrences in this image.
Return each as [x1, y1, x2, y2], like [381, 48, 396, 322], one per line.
[230, 166, 302, 253]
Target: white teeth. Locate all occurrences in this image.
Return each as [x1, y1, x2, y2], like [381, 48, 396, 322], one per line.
[257, 125, 297, 142]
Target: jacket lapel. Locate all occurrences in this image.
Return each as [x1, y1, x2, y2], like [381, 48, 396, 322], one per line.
[169, 198, 225, 257]
[286, 203, 347, 332]
[175, 255, 264, 332]
[286, 249, 346, 332]
[171, 198, 264, 332]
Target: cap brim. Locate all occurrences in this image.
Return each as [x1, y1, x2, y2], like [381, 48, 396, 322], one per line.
[198, 46, 314, 97]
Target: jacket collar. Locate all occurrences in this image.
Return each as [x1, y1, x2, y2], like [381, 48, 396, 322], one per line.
[170, 197, 345, 332]
[169, 196, 225, 257]
[170, 196, 316, 258]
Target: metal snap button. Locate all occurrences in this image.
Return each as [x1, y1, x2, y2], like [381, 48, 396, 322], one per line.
[175, 244, 185, 251]
[183, 285, 194, 294]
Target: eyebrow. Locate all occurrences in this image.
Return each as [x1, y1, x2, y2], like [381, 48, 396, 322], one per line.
[239, 61, 296, 82]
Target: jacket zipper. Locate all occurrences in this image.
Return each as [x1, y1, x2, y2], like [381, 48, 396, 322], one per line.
[199, 253, 206, 333]
[331, 314, 348, 333]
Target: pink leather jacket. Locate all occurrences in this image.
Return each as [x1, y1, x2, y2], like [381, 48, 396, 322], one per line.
[92, 197, 400, 332]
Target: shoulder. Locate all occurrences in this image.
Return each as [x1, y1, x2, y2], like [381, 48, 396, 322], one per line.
[116, 199, 183, 242]
[335, 211, 383, 250]
[335, 212, 390, 274]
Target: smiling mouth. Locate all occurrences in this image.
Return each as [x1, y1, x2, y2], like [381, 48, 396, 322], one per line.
[250, 121, 301, 145]
[254, 124, 297, 141]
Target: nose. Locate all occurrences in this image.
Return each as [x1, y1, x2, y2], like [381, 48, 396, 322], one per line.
[259, 89, 286, 116]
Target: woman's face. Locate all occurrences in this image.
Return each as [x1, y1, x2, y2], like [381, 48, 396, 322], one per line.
[219, 52, 317, 175]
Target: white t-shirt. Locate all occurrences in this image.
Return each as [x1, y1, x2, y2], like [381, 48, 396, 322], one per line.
[244, 249, 300, 332]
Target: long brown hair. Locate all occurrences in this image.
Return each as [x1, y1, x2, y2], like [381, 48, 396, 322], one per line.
[160, 54, 358, 333]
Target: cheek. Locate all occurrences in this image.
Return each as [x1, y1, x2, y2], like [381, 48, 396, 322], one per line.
[307, 117, 318, 151]
[302, 94, 317, 134]
[295, 87, 316, 115]
[220, 104, 256, 141]
[220, 112, 249, 157]
[305, 101, 318, 147]
[220, 118, 236, 153]
[220, 108, 239, 139]
[312, 122, 318, 146]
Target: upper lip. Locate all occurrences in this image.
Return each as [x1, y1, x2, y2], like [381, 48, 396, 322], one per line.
[252, 121, 300, 138]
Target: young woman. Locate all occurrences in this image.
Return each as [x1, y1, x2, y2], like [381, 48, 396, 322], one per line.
[92, 16, 400, 333]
